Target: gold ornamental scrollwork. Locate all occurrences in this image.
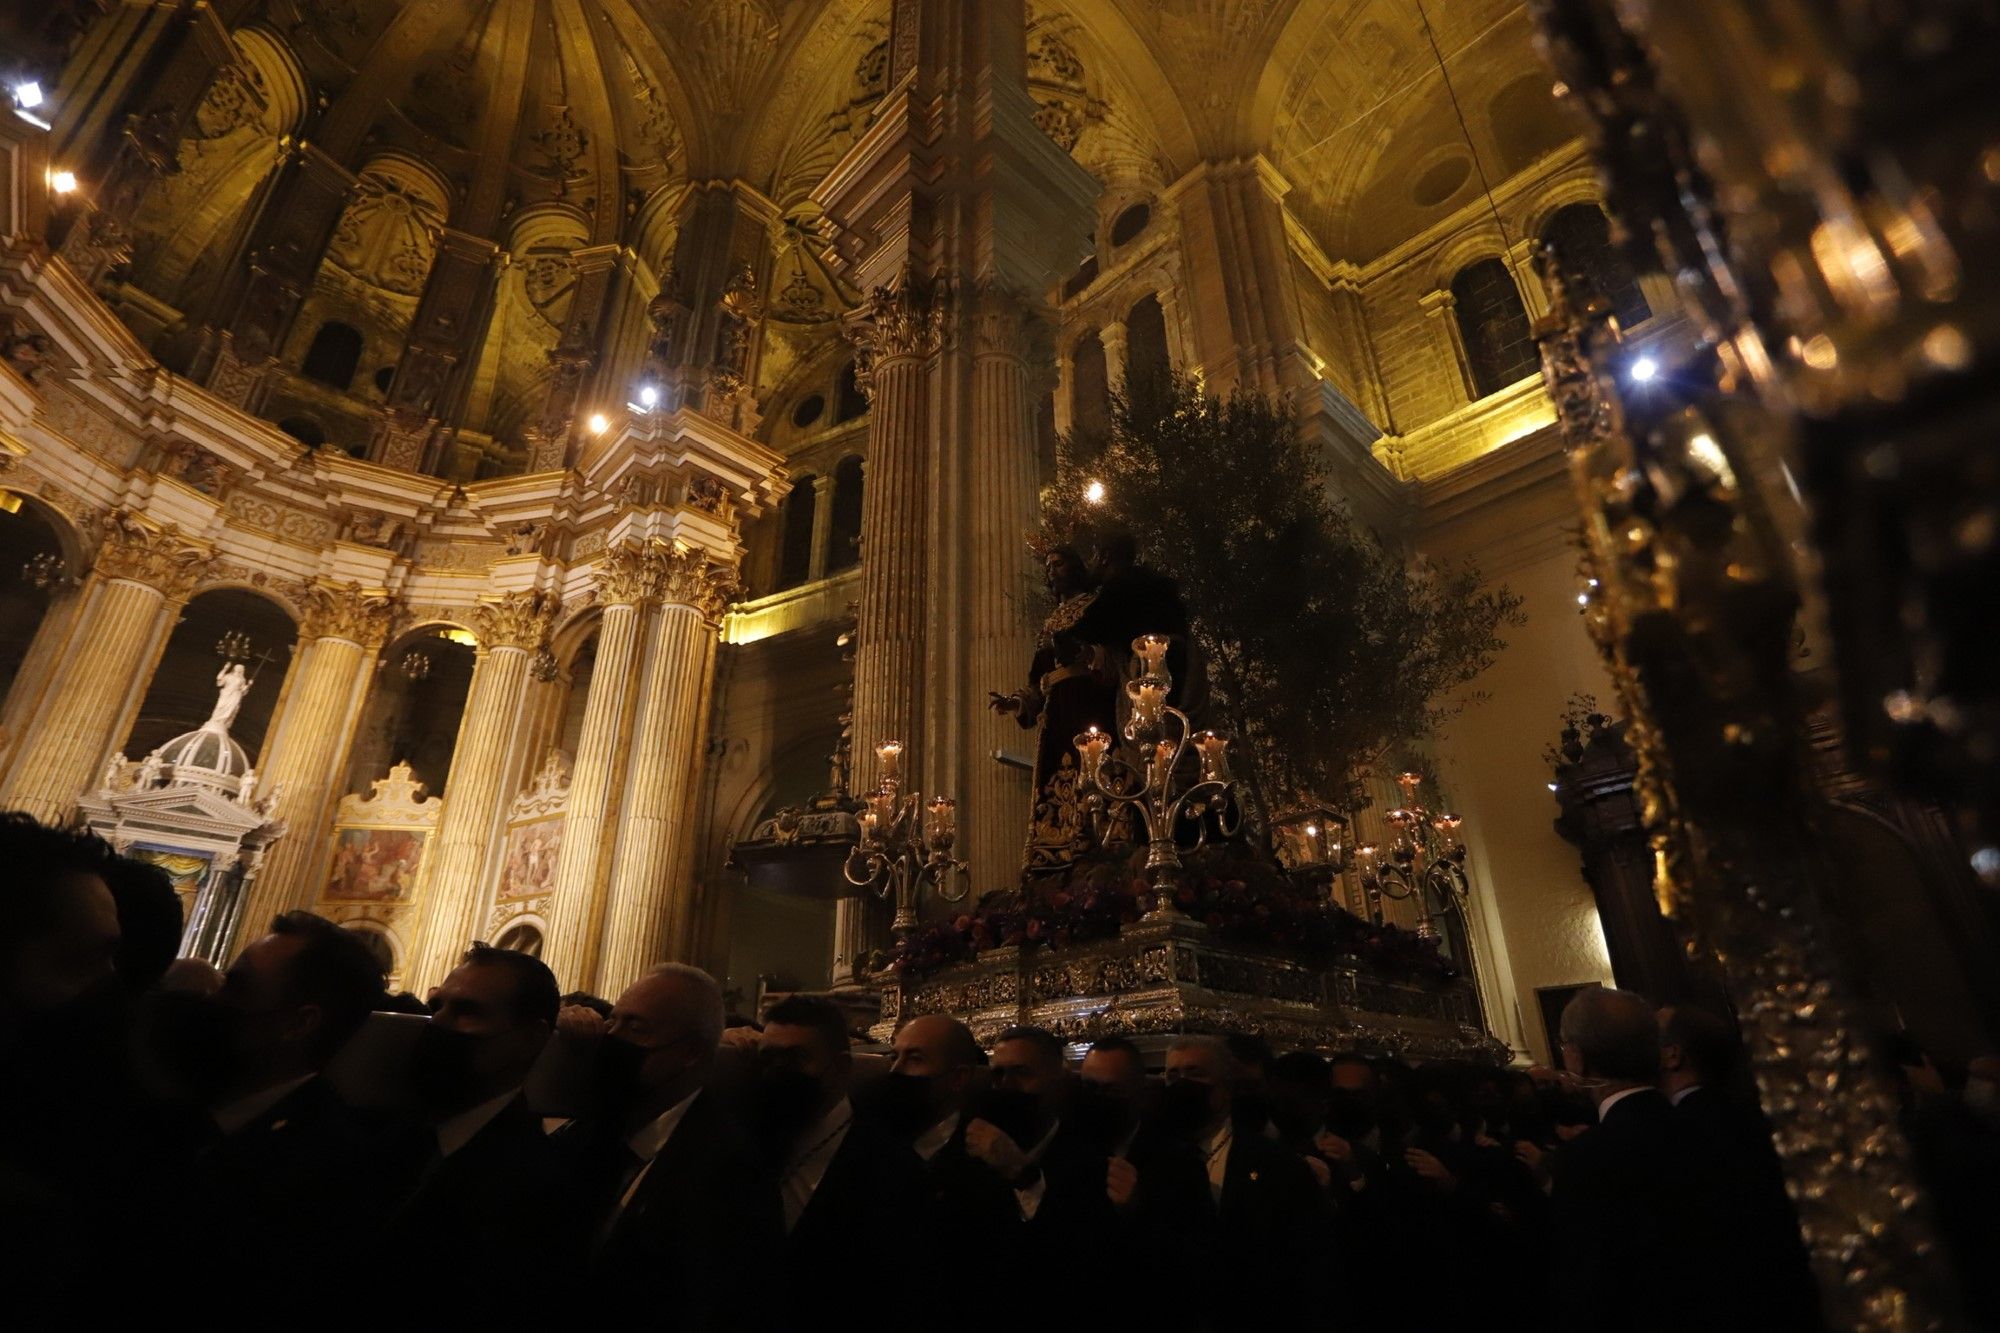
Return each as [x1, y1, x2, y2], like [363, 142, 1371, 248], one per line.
[92, 510, 216, 600]
[298, 580, 398, 649]
[595, 541, 658, 608]
[472, 589, 563, 652]
[844, 278, 948, 401]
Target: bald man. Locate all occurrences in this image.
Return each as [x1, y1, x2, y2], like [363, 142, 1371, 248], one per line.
[1551, 987, 1716, 1333]
[561, 964, 784, 1326]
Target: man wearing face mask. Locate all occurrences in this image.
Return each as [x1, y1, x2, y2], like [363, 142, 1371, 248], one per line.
[1160, 1036, 1321, 1333]
[560, 961, 783, 1327]
[759, 995, 934, 1328]
[388, 945, 569, 1321]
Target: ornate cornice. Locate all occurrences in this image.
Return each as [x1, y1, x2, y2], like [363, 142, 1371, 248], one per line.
[473, 589, 562, 651]
[299, 580, 398, 648]
[92, 510, 216, 600]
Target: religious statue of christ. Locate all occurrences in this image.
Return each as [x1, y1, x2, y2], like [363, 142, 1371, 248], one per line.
[205, 662, 250, 733]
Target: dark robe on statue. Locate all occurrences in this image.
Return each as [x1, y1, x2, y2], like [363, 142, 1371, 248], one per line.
[1012, 588, 1122, 874]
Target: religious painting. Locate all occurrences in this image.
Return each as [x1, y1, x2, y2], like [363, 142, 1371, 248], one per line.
[324, 827, 427, 903]
[499, 816, 562, 900]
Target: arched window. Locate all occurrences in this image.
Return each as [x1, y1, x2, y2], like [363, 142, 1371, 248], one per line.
[1125, 294, 1170, 387]
[778, 474, 817, 589]
[277, 416, 326, 447]
[1070, 331, 1111, 438]
[1109, 202, 1152, 247]
[300, 321, 363, 390]
[834, 362, 868, 423]
[1450, 259, 1538, 399]
[1542, 203, 1650, 329]
[828, 455, 864, 574]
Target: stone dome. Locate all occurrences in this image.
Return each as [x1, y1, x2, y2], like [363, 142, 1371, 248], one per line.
[156, 724, 252, 796]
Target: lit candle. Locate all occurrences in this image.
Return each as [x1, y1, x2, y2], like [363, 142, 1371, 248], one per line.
[858, 808, 880, 844]
[925, 795, 956, 842]
[1397, 771, 1423, 798]
[1074, 727, 1110, 783]
[1304, 823, 1320, 863]
[1132, 634, 1171, 673]
[875, 740, 904, 782]
[1192, 730, 1230, 782]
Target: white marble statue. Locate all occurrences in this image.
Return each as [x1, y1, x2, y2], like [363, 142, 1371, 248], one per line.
[103, 752, 127, 791]
[206, 662, 249, 732]
[256, 780, 285, 820]
[238, 766, 259, 802]
[137, 750, 165, 788]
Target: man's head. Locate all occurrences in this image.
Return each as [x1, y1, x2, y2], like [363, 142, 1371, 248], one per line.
[1091, 530, 1140, 581]
[417, 945, 559, 1113]
[890, 1014, 983, 1123]
[991, 1025, 1068, 1104]
[603, 963, 725, 1121]
[1078, 1034, 1148, 1137]
[104, 856, 183, 993]
[0, 814, 120, 1023]
[760, 994, 854, 1128]
[1559, 987, 1660, 1102]
[1268, 1050, 1331, 1141]
[1043, 546, 1089, 598]
[1657, 1004, 1739, 1097]
[218, 912, 385, 1094]
[1162, 1036, 1235, 1137]
[1326, 1053, 1381, 1137]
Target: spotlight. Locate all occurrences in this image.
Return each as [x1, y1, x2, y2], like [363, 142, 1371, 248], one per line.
[637, 384, 659, 409]
[587, 412, 610, 435]
[1627, 355, 1659, 384]
[1084, 479, 1106, 504]
[1547, 782, 1559, 792]
[13, 82, 44, 110]
[48, 169, 77, 195]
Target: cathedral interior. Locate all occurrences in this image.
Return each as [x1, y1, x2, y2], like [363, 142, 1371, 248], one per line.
[4, 5, 1999, 1300]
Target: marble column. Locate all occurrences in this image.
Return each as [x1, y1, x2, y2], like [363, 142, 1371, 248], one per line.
[407, 590, 560, 987]
[963, 289, 1047, 904]
[0, 514, 209, 823]
[594, 548, 731, 995]
[542, 545, 654, 993]
[832, 287, 940, 985]
[234, 582, 395, 936]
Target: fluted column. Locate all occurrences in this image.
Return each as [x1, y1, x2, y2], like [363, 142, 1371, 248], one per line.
[963, 289, 1047, 896]
[807, 473, 838, 581]
[235, 582, 395, 936]
[542, 545, 654, 992]
[408, 590, 560, 987]
[832, 286, 940, 985]
[0, 513, 210, 823]
[594, 549, 732, 994]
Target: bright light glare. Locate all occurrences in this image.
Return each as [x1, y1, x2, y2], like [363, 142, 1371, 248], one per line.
[1628, 355, 1659, 384]
[637, 385, 659, 409]
[1084, 479, 1106, 504]
[587, 413, 610, 435]
[14, 82, 44, 110]
[48, 169, 78, 195]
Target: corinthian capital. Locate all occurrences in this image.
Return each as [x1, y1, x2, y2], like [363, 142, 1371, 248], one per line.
[92, 510, 215, 600]
[299, 580, 398, 648]
[970, 283, 1045, 361]
[473, 589, 562, 651]
[656, 546, 740, 623]
[844, 281, 948, 398]
[596, 542, 659, 607]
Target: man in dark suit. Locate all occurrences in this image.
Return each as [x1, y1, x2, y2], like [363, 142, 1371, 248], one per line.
[760, 995, 935, 1328]
[390, 944, 570, 1320]
[562, 962, 784, 1328]
[1551, 987, 1715, 1333]
[1162, 1035, 1322, 1333]
[1659, 1003, 1820, 1330]
[137, 911, 399, 1316]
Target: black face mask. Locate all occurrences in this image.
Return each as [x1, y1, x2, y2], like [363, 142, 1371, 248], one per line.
[861, 1071, 938, 1144]
[970, 1088, 1042, 1149]
[1153, 1080, 1214, 1140]
[749, 1065, 824, 1150]
[411, 1024, 488, 1112]
[1326, 1090, 1377, 1140]
[1067, 1081, 1132, 1152]
[133, 990, 240, 1105]
[590, 1035, 651, 1115]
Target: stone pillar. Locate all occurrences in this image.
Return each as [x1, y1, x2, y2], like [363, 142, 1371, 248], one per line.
[542, 545, 654, 992]
[1098, 318, 1129, 389]
[807, 473, 838, 582]
[832, 289, 940, 984]
[235, 582, 395, 934]
[594, 549, 732, 995]
[1420, 288, 1476, 404]
[0, 514, 209, 823]
[407, 590, 560, 987]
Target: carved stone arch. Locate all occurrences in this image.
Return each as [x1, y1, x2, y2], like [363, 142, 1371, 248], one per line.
[0, 486, 91, 572]
[185, 576, 306, 631]
[230, 26, 313, 137]
[1427, 227, 1525, 299]
[630, 183, 693, 274]
[1516, 169, 1612, 253]
[583, 0, 717, 178]
[547, 601, 605, 672]
[1037, 2, 1198, 173]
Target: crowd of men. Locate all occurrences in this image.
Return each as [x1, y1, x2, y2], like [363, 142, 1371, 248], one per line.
[6, 810, 2000, 1330]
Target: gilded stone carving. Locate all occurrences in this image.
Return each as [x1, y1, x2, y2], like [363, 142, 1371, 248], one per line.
[92, 511, 215, 599]
[298, 580, 397, 648]
[656, 545, 738, 622]
[473, 589, 562, 651]
[596, 542, 658, 607]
